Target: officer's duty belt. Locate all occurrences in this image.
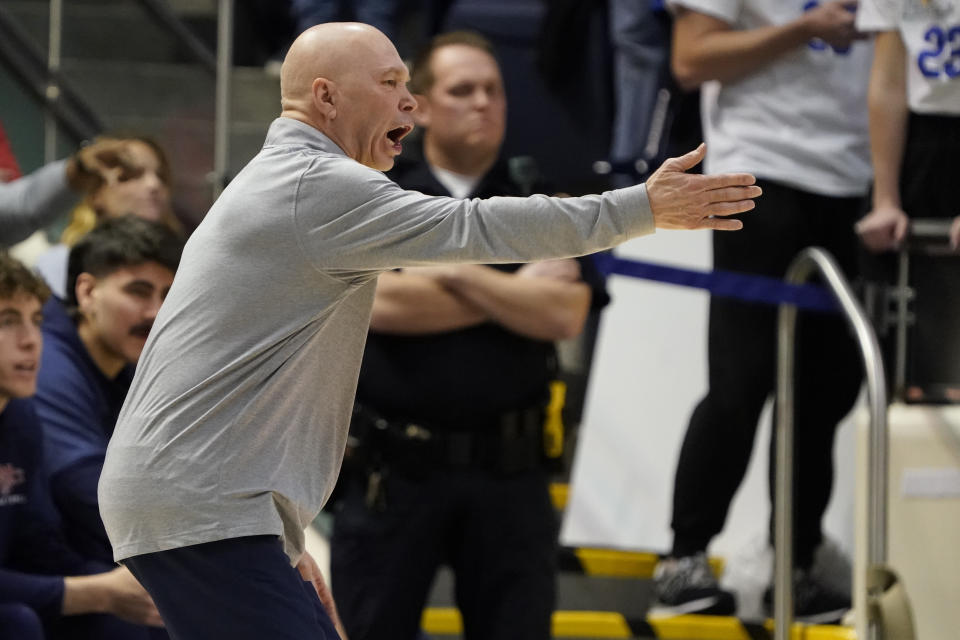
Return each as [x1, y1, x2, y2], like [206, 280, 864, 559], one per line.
[351, 404, 544, 473]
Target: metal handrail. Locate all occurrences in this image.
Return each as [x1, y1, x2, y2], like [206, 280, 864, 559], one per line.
[137, 0, 217, 74]
[140, 0, 233, 194]
[775, 247, 888, 640]
[0, 3, 102, 143]
[894, 218, 954, 397]
[212, 0, 234, 198]
[48, 0, 227, 197]
[44, 0, 62, 163]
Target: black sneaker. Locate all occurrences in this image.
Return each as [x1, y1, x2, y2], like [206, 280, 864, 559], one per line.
[763, 569, 850, 624]
[651, 553, 737, 616]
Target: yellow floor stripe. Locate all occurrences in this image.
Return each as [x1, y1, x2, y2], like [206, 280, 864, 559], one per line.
[803, 626, 857, 640]
[549, 482, 569, 510]
[761, 619, 858, 640]
[758, 621, 805, 640]
[648, 613, 749, 640]
[422, 607, 463, 635]
[552, 611, 634, 638]
[574, 547, 725, 579]
[804, 625, 857, 640]
[424, 607, 858, 639]
[422, 608, 632, 638]
[575, 548, 660, 577]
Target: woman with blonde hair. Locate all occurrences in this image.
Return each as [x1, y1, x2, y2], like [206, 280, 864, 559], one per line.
[36, 135, 182, 298]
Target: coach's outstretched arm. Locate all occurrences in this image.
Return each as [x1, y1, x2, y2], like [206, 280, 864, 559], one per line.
[291, 140, 762, 272]
[644, 142, 758, 231]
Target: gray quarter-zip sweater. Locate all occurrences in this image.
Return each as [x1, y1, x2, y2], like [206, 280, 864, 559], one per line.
[99, 117, 654, 563]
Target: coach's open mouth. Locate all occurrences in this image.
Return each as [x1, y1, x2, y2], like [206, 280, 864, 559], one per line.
[387, 125, 413, 144]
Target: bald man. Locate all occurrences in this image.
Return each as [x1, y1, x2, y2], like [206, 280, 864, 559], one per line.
[98, 22, 760, 640]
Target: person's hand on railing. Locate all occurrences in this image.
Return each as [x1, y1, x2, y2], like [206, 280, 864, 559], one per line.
[855, 204, 909, 252]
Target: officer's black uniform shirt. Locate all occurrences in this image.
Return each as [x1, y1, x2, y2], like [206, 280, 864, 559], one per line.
[356, 155, 610, 430]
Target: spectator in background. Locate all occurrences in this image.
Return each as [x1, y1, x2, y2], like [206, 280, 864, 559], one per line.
[330, 30, 609, 640]
[608, 0, 673, 188]
[34, 136, 182, 299]
[0, 251, 163, 640]
[290, 0, 399, 42]
[0, 139, 144, 249]
[0, 121, 23, 184]
[34, 217, 182, 567]
[261, 0, 402, 74]
[854, 0, 960, 251]
[654, 0, 872, 623]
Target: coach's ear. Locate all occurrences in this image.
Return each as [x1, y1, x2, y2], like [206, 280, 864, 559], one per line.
[312, 77, 339, 120]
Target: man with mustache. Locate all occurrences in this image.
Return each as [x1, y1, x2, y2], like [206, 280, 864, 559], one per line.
[96, 22, 760, 640]
[33, 216, 181, 568]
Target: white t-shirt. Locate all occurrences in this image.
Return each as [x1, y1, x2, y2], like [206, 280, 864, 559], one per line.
[857, 0, 960, 115]
[668, 0, 874, 197]
[429, 165, 481, 199]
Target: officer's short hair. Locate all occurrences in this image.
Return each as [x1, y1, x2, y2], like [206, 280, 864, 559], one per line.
[409, 30, 499, 95]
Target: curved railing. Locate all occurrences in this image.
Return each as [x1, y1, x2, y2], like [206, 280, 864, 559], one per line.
[774, 247, 888, 640]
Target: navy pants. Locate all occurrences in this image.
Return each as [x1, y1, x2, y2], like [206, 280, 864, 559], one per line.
[125, 536, 339, 640]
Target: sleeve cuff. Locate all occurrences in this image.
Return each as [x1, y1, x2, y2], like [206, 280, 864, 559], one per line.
[611, 183, 656, 239]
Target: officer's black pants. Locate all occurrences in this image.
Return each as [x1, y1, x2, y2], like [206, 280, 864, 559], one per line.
[331, 465, 556, 640]
[670, 179, 865, 569]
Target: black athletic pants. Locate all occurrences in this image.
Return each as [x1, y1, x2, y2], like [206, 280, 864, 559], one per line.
[670, 178, 865, 569]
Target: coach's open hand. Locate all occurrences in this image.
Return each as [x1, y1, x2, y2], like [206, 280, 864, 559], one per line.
[645, 143, 761, 231]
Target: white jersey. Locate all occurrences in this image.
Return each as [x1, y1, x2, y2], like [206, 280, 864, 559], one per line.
[858, 0, 960, 115]
[668, 0, 873, 197]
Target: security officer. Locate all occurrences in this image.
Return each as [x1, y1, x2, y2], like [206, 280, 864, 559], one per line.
[329, 30, 609, 640]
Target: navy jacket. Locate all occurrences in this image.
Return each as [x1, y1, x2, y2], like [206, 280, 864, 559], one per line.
[0, 398, 104, 620]
[34, 298, 134, 564]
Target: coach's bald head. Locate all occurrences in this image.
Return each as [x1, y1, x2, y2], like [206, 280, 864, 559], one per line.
[279, 23, 416, 171]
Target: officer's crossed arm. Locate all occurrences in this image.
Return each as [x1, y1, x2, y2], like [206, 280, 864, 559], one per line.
[410, 261, 591, 341]
[369, 269, 488, 334]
